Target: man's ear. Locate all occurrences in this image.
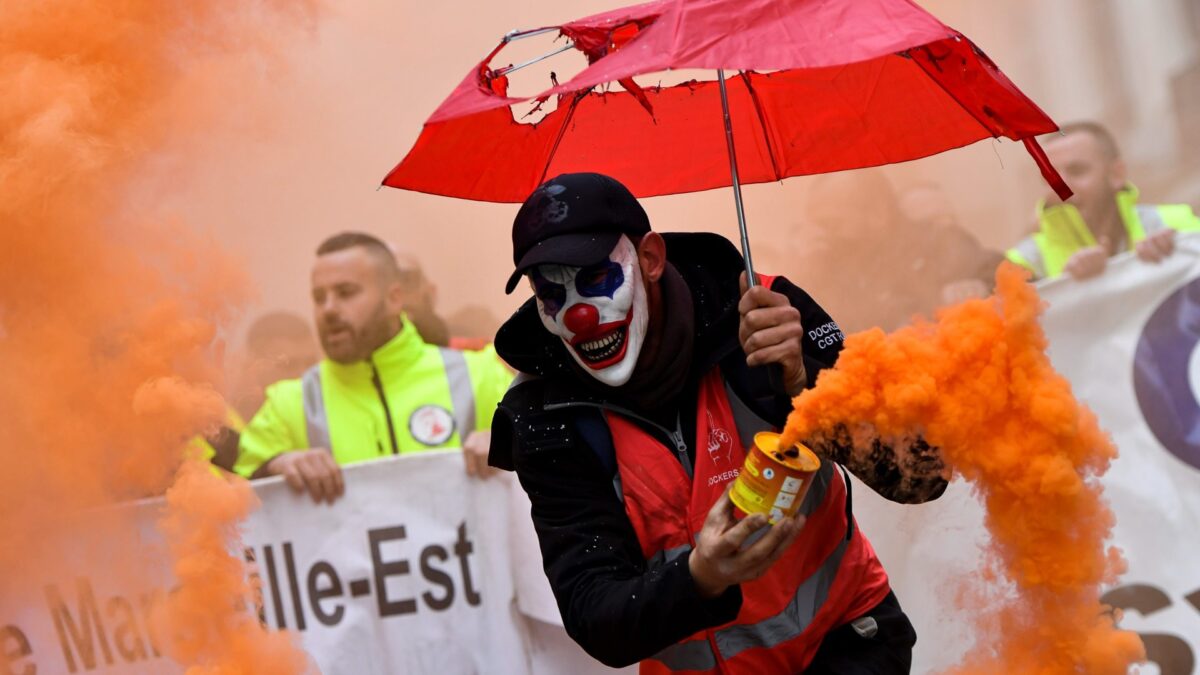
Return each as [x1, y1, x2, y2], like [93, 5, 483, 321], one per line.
[1108, 158, 1128, 192]
[637, 232, 667, 283]
[385, 279, 406, 316]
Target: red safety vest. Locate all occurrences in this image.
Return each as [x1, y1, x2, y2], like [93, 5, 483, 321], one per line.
[609, 367, 891, 674]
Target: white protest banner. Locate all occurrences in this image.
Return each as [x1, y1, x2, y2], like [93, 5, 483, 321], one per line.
[2, 452, 598, 675]
[240, 452, 527, 675]
[853, 235, 1200, 674]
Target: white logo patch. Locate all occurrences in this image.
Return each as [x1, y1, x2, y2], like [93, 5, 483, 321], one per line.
[706, 411, 733, 465]
[409, 405, 455, 446]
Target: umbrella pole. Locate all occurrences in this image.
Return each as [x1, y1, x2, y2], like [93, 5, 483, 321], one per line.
[717, 68, 757, 289]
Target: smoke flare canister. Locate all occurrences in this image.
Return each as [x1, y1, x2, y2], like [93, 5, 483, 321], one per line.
[731, 432, 820, 524]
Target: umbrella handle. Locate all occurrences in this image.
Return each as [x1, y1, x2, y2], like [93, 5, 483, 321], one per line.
[717, 69, 757, 289]
[720, 70, 792, 395]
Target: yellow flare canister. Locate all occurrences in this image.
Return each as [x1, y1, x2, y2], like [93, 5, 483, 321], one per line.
[730, 432, 821, 524]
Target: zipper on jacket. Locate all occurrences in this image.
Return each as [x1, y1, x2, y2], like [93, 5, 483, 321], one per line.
[545, 401, 692, 476]
[370, 359, 400, 455]
[668, 412, 692, 478]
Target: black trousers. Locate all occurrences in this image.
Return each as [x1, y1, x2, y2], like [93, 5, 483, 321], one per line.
[803, 591, 917, 674]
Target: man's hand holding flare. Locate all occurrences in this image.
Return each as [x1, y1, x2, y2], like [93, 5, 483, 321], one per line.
[689, 487, 806, 598]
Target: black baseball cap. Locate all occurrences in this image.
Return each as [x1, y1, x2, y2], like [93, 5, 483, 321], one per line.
[505, 173, 650, 294]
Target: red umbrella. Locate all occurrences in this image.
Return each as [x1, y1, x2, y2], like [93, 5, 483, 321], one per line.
[383, 0, 1070, 282]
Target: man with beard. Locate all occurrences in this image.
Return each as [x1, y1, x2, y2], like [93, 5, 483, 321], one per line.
[1007, 121, 1200, 280]
[489, 173, 946, 673]
[234, 232, 513, 500]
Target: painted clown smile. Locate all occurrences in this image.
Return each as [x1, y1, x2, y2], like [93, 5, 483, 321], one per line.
[570, 320, 631, 368]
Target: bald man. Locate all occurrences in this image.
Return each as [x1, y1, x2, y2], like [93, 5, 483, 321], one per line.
[234, 232, 513, 500]
[1007, 122, 1200, 280]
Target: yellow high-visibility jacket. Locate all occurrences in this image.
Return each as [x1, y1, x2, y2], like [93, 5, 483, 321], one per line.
[1006, 186, 1200, 280]
[234, 316, 512, 476]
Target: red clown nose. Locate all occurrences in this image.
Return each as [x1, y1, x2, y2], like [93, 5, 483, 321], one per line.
[564, 303, 599, 336]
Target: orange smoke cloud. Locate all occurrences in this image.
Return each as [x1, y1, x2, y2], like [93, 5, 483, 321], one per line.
[1, 1, 313, 671]
[781, 263, 1145, 673]
[158, 461, 309, 674]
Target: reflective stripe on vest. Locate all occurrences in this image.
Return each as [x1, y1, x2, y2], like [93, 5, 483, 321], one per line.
[302, 350, 476, 450]
[438, 347, 476, 437]
[1010, 237, 1047, 278]
[646, 543, 692, 571]
[1136, 205, 1168, 236]
[302, 365, 331, 449]
[653, 536, 852, 670]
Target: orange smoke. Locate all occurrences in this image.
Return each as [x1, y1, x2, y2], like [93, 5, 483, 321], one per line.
[1, 1, 313, 672]
[781, 263, 1145, 673]
[159, 461, 310, 674]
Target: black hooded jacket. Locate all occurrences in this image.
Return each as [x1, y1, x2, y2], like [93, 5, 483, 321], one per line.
[489, 233, 945, 668]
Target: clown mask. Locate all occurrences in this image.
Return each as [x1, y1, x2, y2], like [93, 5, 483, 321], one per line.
[530, 235, 648, 387]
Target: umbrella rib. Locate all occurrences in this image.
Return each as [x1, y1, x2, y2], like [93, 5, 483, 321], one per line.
[493, 42, 576, 78]
[739, 72, 782, 182]
[503, 27, 559, 43]
[538, 92, 585, 185]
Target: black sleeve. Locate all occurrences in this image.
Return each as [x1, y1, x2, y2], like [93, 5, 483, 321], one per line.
[770, 276, 845, 380]
[772, 277, 948, 505]
[494, 395, 741, 668]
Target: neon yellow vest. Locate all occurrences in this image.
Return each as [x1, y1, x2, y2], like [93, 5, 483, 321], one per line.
[234, 316, 512, 477]
[1006, 186, 1200, 279]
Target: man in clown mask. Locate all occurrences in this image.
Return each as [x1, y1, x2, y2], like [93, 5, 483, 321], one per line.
[490, 173, 946, 673]
[528, 234, 648, 387]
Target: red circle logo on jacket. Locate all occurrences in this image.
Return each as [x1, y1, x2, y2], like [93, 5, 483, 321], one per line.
[409, 405, 455, 446]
